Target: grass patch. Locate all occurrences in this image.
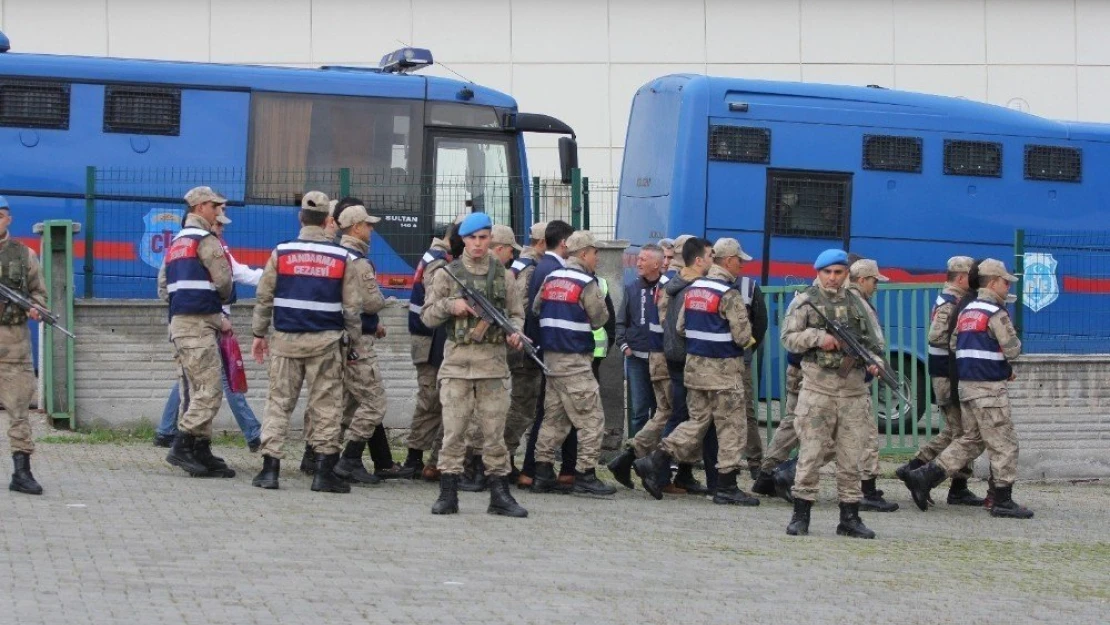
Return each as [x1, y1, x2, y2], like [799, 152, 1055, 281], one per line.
[38, 422, 245, 447]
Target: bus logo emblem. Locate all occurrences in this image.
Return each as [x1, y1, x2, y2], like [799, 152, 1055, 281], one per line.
[140, 207, 185, 270]
[1023, 252, 1059, 312]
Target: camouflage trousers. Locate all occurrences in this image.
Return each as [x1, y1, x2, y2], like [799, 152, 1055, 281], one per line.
[791, 389, 871, 503]
[407, 363, 443, 464]
[504, 361, 542, 455]
[0, 360, 36, 455]
[741, 360, 762, 471]
[535, 372, 604, 471]
[913, 378, 973, 479]
[936, 391, 1019, 487]
[172, 333, 223, 439]
[259, 348, 344, 459]
[630, 377, 674, 459]
[341, 353, 387, 444]
[662, 386, 747, 474]
[760, 364, 802, 471]
[437, 377, 511, 476]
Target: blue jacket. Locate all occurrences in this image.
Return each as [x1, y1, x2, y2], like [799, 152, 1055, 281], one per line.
[615, 276, 663, 357]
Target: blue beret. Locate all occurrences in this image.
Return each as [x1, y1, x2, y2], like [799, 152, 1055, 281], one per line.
[814, 248, 849, 270]
[458, 212, 493, 236]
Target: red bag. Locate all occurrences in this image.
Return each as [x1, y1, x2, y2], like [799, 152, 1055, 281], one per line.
[219, 330, 249, 394]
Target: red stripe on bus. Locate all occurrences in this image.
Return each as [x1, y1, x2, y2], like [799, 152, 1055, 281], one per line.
[1063, 276, 1110, 294]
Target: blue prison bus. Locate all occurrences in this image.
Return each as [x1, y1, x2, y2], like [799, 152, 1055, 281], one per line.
[0, 31, 576, 300]
[615, 74, 1110, 425]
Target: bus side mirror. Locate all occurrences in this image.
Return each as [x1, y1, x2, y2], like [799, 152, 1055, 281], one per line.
[559, 137, 578, 184]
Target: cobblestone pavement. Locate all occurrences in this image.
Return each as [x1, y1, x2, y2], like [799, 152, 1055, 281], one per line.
[0, 433, 1107, 625]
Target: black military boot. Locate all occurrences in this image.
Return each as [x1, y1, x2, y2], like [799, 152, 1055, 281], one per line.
[905, 461, 947, 511]
[573, 469, 617, 497]
[836, 502, 876, 539]
[632, 449, 671, 500]
[458, 455, 490, 492]
[192, 438, 235, 478]
[712, 471, 760, 506]
[751, 470, 776, 496]
[984, 477, 997, 511]
[532, 462, 570, 494]
[431, 474, 460, 515]
[9, 452, 43, 495]
[606, 447, 637, 490]
[299, 443, 317, 475]
[989, 486, 1034, 519]
[252, 455, 280, 489]
[860, 478, 899, 512]
[402, 448, 425, 479]
[674, 463, 710, 495]
[786, 498, 812, 536]
[772, 458, 797, 504]
[153, 432, 175, 448]
[946, 477, 985, 506]
[310, 453, 351, 494]
[895, 457, 924, 485]
[488, 476, 528, 518]
[334, 440, 380, 484]
[165, 433, 209, 476]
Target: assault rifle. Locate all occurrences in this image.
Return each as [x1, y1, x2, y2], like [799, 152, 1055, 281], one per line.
[0, 282, 76, 340]
[442, 267, 548, 375]
[802, 301, 910, 405]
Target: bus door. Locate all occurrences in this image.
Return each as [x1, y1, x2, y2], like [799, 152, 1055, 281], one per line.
[760, 168, 853, 285]
[423, 129, 520, 240]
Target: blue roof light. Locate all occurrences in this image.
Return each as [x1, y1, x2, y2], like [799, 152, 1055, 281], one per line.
[379, 47, 433, 74]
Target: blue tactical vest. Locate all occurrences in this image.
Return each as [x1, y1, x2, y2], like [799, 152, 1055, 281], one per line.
[510, 256, 536, 278]
[682, 278, 743, 359]
[165, 227, 223, 318]
[343, 245, 380, 335]
[272, 240, 350, 333]
[538, 267, 596, 354]
[954, 299, 1013, 382]
[928, 292, 959, 377]
[408, 248, 450, 336]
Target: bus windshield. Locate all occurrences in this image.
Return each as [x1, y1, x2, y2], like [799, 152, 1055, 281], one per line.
[429, 134, 515, 229]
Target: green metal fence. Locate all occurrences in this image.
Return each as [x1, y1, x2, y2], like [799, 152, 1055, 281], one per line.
[753, 282, 945, 453]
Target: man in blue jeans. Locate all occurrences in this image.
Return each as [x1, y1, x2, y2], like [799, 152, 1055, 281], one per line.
[615, 244, 665, 435]
[154, 213, 263, 451]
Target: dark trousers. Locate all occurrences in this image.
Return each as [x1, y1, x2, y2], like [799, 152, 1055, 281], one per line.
[367, 424, 393, 471]
[663, 359, 719, 490]
[522, 375, 579, 477]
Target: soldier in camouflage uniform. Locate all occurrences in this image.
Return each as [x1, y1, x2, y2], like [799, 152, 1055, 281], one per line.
[0, 197, 48, 495]
[531, 230, 617, 496]
[250, 191, 363, 494]
[157, 187, 235, 479]
[782, 249, 883, 539]
[905, 259, 1033, 519]
[421, 213, 528, 517]
[503, 221, 546, 478]
[896, 256, 984, 507]
[634, 238, 760, 506]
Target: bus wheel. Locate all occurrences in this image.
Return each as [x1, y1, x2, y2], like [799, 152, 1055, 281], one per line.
[875, 355, 927, 435]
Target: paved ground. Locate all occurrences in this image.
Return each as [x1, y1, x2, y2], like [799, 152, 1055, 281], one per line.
[0, 426, 1108, 625]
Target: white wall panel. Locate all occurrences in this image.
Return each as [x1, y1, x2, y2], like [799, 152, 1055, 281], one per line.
[985, 0, 1075, 65]
[608, 0, 705, 63]
[511, 0, 608, 63]
[311, 0, 412, 64]
[512, 64, 609, 148]
[1076, 0, 1110, 65]
[711, 64, 803, 81]
[894, 0, 985, 65]
[422, 63, 513, 95]
[705, 0, 801, 64]
[987, 65, 1078, 120]
[1077, 66, 1110, 123]
[107, 0, 210, 62]
[801, 63, 895, 88]
[895, 64, 987, 100]
[800, 0, 894, 64]
[210, 0, 310, 63]
[412, 0, 511, 63]
[5, 0, 108, 56]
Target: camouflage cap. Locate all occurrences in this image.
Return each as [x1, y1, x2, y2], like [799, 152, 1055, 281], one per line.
[566, 230, 598, 253]
[529, 221, 548, 241]
[850, 258, 889, 282]
[301, 191, 330, 213]
[978, 258, 1018, 283]
[712, 237, 753, 261]
[492, 224, 523, 250]
[669, 234, 695, 268]
[947, 256, 975, 273]
[184, 186, 227, 207]
[337, 204, 381, 229]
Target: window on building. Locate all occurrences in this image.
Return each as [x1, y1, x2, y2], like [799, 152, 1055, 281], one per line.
[103, 85, 181, 135]
[708, 125, 771, 164]
[0, 79, 70, 129]
[1024, 145, 1081, 182]
[862, 135, 922, 173]
[766, 170, 852, 240]
[944, 140, 1002, 177]
[247, 93, 424, 209]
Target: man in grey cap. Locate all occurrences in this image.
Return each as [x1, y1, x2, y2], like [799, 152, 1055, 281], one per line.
[504, 221, 547, 479]
[531, 230, 616, 496]
[157, 186, 235, 478]
[905, 259, 1032, 519]
[250, 191, 363, 493]
[896, 256, 985, 507]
